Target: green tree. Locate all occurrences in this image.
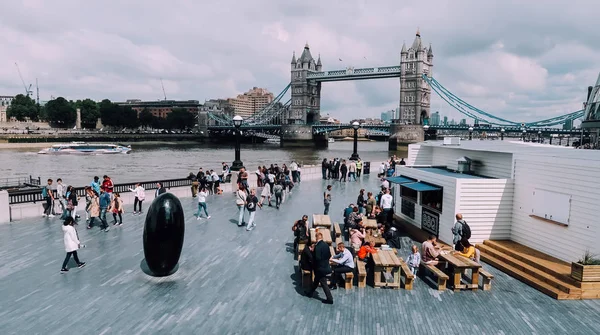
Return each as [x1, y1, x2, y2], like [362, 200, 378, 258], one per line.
[166, 108, 195, 130]
[6, 94, 38, 121]
[75, 99, 100, 128]
[99, 99, 120, 128]
[139, 108, 153, 128]
[44, 97, 77, 126]
[151, 115, 166, 129]
[121, 106, 139, 129]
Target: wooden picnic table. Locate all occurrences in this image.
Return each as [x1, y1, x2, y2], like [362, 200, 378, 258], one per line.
[364, 230, 386, 247]
[310, 228, 332, 245]
[363, 219, 378, 230]
[371, 249, 402, 289]
[439, 252, 482, 291]
[312, 214, 332, 228]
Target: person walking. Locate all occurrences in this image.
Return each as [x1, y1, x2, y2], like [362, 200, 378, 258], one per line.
[321, 158, 328, 180]
[305, 232, 333, 304]
[60, 216, 86, 273]
[323, 185, 332, 215]
[236, 185, 247, 227]
[260, 182, 272, 207]
[102, 175, 114, 198]
[356, 159, 363, 178]
[273, 181, 284, 209]
[290, 161, 299, 183]
[99, 189, 111, 232]
[357, 189, 366, 215]
[91, 176, 101, 195]
[65, 185, 79, 220]
[42, 179, 55, 218]
[196, 186, 210, 220]
[245, 188, 262, 231]
[348, 161, 356, 181]
[452, 213, 470, 251]
[380, 188, 394, 226]
[56, 178, 67, 219]
[84, 186, 93, 222]
[129, 183, 145, 215]
[87, 190, 100, 229]
[109, 193, 124, 226]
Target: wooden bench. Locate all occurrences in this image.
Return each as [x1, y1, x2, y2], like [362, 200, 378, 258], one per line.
[478, 268, 494, 291]
[421, 263, 449, 291]
[344, 272, 354, 290]
[301, 269, 312, 289]
[356, 259, 367, 288]
[333, 222, 341, 238]
[335, 237, 343, 247]
[298, 241, 306, 258]
[399, 259, 415, 290]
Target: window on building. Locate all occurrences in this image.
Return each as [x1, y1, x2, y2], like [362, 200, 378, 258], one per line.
[400, 185, 417, 203]
[421, 189, 443, 212]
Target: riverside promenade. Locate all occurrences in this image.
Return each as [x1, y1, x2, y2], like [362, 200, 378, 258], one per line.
[1, 175, 600, 334]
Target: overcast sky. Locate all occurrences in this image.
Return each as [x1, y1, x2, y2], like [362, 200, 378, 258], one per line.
[1, 0, 599, 123]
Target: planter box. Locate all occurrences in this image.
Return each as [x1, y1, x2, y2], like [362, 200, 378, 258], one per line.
[571, 262, 600, 282]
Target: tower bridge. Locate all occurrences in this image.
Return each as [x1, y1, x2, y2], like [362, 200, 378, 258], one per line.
[202, 30, 585, 148]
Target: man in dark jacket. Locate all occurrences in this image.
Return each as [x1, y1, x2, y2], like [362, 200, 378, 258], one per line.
[155, 183, 166, 197]
[300, 243, 315, 271]
[305, 233, 333, 304]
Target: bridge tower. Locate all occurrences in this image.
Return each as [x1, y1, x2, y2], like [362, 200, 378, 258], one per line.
[282, 43, 326, 147]
[390, 29, 434, 149]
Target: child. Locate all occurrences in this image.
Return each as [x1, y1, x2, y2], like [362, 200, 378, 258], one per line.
[406, 245, 421, 275]
[61, 216, 86, 273]
[110, 193, 124, 226]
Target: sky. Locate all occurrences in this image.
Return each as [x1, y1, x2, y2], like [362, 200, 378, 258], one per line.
[1, 0, 599, 123]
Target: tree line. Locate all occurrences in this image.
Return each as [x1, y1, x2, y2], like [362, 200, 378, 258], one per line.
[6, 94, 196, 130]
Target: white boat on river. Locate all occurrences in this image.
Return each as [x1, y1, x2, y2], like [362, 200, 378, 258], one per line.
[38, 142, 132, 155]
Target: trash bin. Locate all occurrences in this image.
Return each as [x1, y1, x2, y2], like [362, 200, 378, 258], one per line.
[363, 162, 371, 175]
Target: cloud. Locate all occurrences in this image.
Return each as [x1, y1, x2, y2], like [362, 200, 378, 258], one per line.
[0, 0, 599, 124]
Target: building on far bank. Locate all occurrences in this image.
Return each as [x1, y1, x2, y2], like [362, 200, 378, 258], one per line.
[117, 99, 201, 118]
[0, 96, 14, 123]
[202, 99, 235, 126]
[319, 115, 341, 124]
[380, 110, 395, 123]
[430, 111, 440, 126]
[227, 87, 274, 119]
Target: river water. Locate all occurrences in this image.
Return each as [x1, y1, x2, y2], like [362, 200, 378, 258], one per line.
[0, 141, 406, 186]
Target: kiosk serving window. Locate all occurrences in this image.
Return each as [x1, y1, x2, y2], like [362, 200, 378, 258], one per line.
[421, 189, 443, 212]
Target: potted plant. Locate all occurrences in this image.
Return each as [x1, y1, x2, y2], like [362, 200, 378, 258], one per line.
[571, 251, 600, 282]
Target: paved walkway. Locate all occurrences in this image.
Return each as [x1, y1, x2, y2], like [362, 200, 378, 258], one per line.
[1, 175, 600, 334]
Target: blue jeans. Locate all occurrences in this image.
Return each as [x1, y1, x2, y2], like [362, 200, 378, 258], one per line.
[324, 202, 330, 215]
[348, 172, 356, 181]
[246, 211, 256, 229]
[196, 202, 209, 217]
[238, 205, 245, 225]
[322, 168, 327, 179]
[100, 208, 108, 229]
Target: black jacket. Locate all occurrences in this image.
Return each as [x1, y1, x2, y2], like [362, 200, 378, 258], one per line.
[300, 247, 314, 271]
[312, 240, 332, 276]
[156, 187, 166, 196]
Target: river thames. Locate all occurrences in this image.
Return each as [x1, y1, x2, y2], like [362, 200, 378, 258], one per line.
[0, 141, 405, 186]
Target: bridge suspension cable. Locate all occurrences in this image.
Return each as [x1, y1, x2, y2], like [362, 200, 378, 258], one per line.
[423, 74, 584, 127]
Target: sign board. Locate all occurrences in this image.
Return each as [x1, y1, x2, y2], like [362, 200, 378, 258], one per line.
[421, 208, 440, 237]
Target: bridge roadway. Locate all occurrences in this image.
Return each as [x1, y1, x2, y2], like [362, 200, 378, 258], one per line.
[1, 176, 600, 334]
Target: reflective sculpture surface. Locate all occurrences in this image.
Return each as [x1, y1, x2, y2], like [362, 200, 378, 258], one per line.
[141, 193, 185, 277]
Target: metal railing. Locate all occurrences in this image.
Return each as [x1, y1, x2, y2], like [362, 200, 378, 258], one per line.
[0, 175, 41, 190]
[8, 177, 193, 205]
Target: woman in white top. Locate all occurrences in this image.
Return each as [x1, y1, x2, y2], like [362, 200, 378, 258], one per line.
[128, 183, 146, 215]
[61, 216, 85, 273]
[260, 182, 271, 207]
[236, 185, 247, 227]
[196, 187, 211, 220]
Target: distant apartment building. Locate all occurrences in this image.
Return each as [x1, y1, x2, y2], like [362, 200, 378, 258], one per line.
[118, 99, 201, 118]
[380, 110, 395, 122]
[563, 119, 573, 130]
[459, 118, 467, 125]
[443, 116, 448, 126]
[227, 87, 274, 119]
[0, 96, 14, 122]
[320, 115, 341, 124]
[430, 111, 440, 126]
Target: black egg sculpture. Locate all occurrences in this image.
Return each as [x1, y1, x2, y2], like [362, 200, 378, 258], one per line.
[141, 192, 185, 277]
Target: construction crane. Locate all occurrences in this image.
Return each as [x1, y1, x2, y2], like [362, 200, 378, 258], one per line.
[160, 78, 167, 100]
[14, 62, 33, 97]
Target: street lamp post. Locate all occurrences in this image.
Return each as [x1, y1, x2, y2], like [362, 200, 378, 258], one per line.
[423, 124, 430, 141]
[538, 130, 542, 144]
[468, 126, 474, 140]
[350, 121, 360, 161]
[522, 129, 527, 141]
[500, 128, 505, 141]
[231, 115, 244, 171]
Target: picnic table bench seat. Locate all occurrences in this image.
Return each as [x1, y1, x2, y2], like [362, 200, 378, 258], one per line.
[478, 268, 494, 291]
[421, 263, 449, 291]
[356, 258, 367, 288]
[333, 223, 341, 238]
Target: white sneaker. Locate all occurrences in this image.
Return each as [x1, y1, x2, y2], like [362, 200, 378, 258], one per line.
[48, 214, 55, 218]
[207, 216, 211, 219]
[197, 216, 201, 220]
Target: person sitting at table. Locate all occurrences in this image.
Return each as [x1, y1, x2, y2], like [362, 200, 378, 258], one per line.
[384, 226, 402, 249]
[357, 241, 377, 261]
[422, 234, 442, 266]
[300, 242, 315, 271]
[347, 206, 361, 227]
[454, 237, 475, 259]
[329, 242, 355, 290]
[292, 215, 309, 253]
[350, 227, 365, 250]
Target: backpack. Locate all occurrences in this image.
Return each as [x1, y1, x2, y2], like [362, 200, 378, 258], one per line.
[460, 221, 472, 239]
[41, 187, 48, 198]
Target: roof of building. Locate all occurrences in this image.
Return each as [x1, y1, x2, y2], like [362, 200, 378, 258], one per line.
[290, 51, 296, 64]
[299, 43, 314, 63]
[418, 139, 600, 161]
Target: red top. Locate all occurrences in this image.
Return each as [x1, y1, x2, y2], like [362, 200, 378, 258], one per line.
[357, 245, 377, 259]
[102, 179, 114, 193]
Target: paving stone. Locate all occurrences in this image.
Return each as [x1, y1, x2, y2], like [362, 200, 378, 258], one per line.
[0, 175, 600, 334]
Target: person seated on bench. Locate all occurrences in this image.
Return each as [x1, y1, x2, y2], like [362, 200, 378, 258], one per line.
[422, 234, 442, 266]
[329, 242, 355, 290]
[350, 227, 366, 250]
[300, 242, 315, 271]
[384, 226, 402, 249]
[454, 237, 475, 259]
[292, 215, 309, 252]
[357, 241, 377, 262]
[406, 245, 421, 275]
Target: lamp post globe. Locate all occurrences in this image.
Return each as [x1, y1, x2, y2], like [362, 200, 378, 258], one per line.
[423, 124, 430, 141]
[350, 121, 360, 161]
[231, 115, 244, 171]
[500, 128, 505, 141]
[468, 126, 474, 140]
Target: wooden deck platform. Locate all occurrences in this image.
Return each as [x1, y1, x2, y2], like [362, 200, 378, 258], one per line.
[477, 240, 600, 300]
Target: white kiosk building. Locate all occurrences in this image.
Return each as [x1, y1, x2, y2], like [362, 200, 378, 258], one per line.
[394, 139, 600, 264]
